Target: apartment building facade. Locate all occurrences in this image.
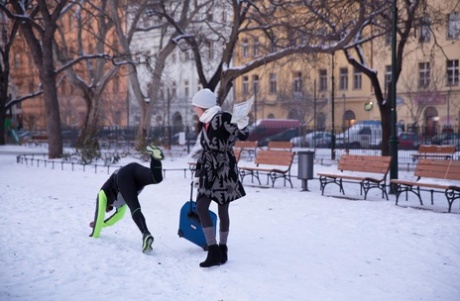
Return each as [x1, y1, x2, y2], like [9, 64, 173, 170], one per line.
[233, 1, 460, 136]
[8, 1, 459, 140]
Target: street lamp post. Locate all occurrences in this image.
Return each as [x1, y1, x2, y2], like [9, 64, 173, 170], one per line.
[343, 94, 349, 154]
[331, 52, 336, 160]
[254, 83, 258, 125]
[389, 0, 399, 193]
[314, 79, 317, 132]
[447, 89, 451, 128]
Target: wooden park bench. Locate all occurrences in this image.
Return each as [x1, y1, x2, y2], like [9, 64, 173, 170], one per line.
[317, 154, 392, 200]
[188, 143, 246, 176]
[239, 150, 295, 188]
[234, 140, 258, 160]
[267, 141, 293, 151]
[411, 145, 456, 162]
[390, 159, 460, 213]
[30, 134, 48, 144]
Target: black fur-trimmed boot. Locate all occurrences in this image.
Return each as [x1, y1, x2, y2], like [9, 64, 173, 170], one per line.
[199, 244, 221, 268]
[219, 244, 228, 264]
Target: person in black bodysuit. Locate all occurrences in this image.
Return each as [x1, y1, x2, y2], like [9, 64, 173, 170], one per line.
[89, 145, 164, 253]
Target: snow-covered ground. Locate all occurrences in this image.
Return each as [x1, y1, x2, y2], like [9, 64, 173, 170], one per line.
[0, 144, 459, 301]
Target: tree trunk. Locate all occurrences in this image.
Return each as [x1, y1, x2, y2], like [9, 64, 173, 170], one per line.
[379, 101, 391, 156]
[11, 0, 67, 159]
[41, 39, 63, 159]
[0, 105, 6, 145]
[76, 93, 101, 151]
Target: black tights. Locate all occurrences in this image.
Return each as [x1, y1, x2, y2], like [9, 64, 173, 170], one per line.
[196, 194, 229, 232]
[116, 161, 163, 235]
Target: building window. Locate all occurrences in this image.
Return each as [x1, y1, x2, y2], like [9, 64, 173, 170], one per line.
[269, 73, 277, 94]
[242, 38, 249, 58]
[288, 30, 297, 46]
[353, 67, 362, 90]
[242, 76, 249, 95]
[339, 67, 348, 90]
[172, 81, 177, 96]
[419, 16, 431, 43]
[317, 112, 326, 131]
[221, 11, 227, 22]
[114, 111, 121, 125]
[270, 39, 276, 53]
[385, 65, 392, 90]
[184, 80, 189, 97]
[112, 76, 119, 93]
[447, 12, 460, 40]
[159, 83, 165, 99]
[14, 53, 21, 68]
[253, 37, 259, 57]
[293, 72, 302, 94]
[252, 74, 259, 95]
[385, 31, 392, 45]
[206, 41, 213, 60]
[418, 62, 430, 88]
[60, 81, 66, 94]
[319, 69, 327, 92]
[447, 59, 459, 86]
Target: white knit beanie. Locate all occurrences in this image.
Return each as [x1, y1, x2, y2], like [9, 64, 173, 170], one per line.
[192, 88, 216, 109]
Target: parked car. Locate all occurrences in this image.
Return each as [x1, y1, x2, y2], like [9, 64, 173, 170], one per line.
[335, 120, 382, 148]
[258, 128, 301, 147]
[431, 130, 456, 145]
[336, 120, 402, 149]
[247, 119, 301, 142]
[290, 131, 333, 147]
[398, 132, 424, 150]
[440, 133, 460, 147]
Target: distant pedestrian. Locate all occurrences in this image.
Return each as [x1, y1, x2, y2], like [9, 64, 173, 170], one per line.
[89, 145, 164, 253]
[191, 88, 250, 267]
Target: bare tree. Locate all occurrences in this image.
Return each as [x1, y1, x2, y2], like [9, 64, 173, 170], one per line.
[109, 0, 208, 149]
[342, 0, 459, 155]
[0, 13, 20, 145]
[55, 0, 119, 157]
[166, 0, 374, 104]
[0, 0, 78, 158]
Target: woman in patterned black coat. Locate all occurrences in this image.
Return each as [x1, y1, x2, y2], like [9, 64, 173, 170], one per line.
[191, 88, 250, 268]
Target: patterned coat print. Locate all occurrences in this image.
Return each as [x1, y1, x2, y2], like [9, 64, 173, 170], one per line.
[195, 112, 249, 204]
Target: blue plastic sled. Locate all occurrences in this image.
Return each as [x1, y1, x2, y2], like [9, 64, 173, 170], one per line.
[178, 183, 217, 251]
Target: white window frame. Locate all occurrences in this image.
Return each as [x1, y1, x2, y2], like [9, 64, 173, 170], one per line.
[447, 59, 459, 86]
[242, 76, 249, 95]
[447, 12, 460, 40]
[252, 74, 259, 95]
[242, 39, 249, 58]
[419, 16, 431, 43]
[385, 65, 392, 90]
[418, 62, 430, 88]
[293, 72, 302, 94]
[339, 67, 348, 90]
[319, 69, 327, 92]
[353, 67, 362, 90]
[269, 73, 277, 94]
